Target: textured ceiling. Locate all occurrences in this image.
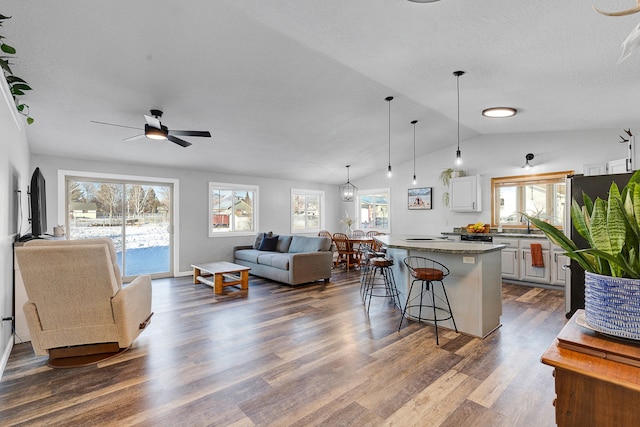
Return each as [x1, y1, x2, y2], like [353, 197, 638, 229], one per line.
[4, 0, 640, 183]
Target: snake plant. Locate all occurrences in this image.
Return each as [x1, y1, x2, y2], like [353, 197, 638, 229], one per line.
[525, 169, 640, 279]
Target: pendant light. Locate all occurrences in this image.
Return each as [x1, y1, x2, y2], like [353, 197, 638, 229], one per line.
[339, 165, 357, 202]
[453, 71, 465, 166]
[411, 120, 418, 185]
[385, 96, 394, 177]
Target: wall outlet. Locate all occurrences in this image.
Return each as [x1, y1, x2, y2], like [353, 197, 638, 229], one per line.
[463, 256, 475, 264]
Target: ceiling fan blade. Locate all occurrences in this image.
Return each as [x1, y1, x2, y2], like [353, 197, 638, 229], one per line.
[169, 130, 212, 138]
[144, 114, 162, 129]
[168, 135, 192, 147]
[91, 120, 142, 131]
[122, 134, 146, 142]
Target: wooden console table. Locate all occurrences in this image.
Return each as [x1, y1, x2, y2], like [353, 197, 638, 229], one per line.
[541, 310, 640, 426]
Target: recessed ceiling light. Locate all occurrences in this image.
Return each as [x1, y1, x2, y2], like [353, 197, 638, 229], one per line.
[407, 0, 441, 3]
[482, 107, 517, 118]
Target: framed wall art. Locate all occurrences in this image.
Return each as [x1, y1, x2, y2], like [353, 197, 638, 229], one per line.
[408, 187, 432, 210]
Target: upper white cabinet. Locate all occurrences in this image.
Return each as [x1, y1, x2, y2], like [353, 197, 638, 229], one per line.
[450, 175, 482, 212]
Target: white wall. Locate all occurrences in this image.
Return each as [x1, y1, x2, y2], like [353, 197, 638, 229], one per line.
[0, 77, 30, 376]
[352, 128, 631, 236]
[31, 154, 340, 274]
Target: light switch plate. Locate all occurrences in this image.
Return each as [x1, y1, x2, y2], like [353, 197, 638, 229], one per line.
[463, 256, 475, 264]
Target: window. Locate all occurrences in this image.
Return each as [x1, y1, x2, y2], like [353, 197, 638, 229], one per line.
[358, 188, 390, 231]
[291, 189, 324, 233]
[209, 182, 258, 236]
[60, 170, 177, 280]
[491, 171, 572, 228]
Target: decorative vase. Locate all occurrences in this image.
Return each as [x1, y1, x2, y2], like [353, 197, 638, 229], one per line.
[346, 225, 353, 237]
[584, 271, 640, 340]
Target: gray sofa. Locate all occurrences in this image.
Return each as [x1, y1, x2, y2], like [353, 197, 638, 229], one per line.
[234, 233, 333, 285]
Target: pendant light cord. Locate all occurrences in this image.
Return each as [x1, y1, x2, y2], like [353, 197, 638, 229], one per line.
[385, 96, 394, 176]
[456, 73, 460, 152]
[388, 99, 392, 168]
[411, 120, 418, 182]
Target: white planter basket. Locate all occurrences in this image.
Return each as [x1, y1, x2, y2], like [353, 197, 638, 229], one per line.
[585, 271, 640, 340]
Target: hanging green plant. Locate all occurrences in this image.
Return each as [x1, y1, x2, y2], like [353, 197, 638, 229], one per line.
[0, 14, 33, 124]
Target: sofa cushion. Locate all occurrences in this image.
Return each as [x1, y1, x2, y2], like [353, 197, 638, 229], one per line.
[288, 236, 331, 253]
[257, 252, 290, 270]
[234, 249, 262, 264]
[276, 235, 293, 253]
[253, 231, 273, 249]
[258, 234, 279, 251]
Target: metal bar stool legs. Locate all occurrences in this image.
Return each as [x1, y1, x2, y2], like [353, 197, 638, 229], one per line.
[398, 256, 458, 345]
[361, 257, 400, 312]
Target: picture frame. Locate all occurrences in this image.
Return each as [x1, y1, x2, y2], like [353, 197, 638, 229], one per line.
[408, 187, 432, 210]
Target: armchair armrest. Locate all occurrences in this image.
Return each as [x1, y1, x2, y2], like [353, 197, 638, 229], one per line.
[112, 274, 152, 348]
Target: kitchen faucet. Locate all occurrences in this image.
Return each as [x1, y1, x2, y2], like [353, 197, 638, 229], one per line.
[521, 214, 531, 234]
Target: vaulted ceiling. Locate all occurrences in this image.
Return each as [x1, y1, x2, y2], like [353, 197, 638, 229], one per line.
[5, 0, 640, 183]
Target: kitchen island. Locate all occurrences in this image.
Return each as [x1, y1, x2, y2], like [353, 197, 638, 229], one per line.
[374, 234, 505, 338]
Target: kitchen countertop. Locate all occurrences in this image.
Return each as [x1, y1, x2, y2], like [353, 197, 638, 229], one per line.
[441, 231, 547, 239]
[375, 234, 505, 254]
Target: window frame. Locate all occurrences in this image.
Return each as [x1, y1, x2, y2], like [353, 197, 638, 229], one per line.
[208, 182, 259, 237]
[290, 188, 325, 234]
[491, 171, 572, 229]
[357, 188, 391, 232]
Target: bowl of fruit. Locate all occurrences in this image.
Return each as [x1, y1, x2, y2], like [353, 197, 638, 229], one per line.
[466, 222, 490, 233]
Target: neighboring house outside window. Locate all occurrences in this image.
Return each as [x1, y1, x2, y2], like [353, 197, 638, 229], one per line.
[291, 189, 324, 234]
[209, 182, 258, 237]
[358, 188, 390, 232]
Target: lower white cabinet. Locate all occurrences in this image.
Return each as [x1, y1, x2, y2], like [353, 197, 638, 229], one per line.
[494, 236, 565, 287]
[494, 238, 519, 280]
[550, 249, 569, 286]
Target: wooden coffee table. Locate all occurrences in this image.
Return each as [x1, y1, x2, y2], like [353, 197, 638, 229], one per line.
[191, 261, 251, 294]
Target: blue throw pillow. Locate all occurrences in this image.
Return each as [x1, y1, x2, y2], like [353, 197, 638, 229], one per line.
[258, 234, 279, 251]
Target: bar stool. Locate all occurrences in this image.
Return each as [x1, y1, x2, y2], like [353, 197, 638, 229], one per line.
[361, 255, 400, 312]
[398, 256, 457, 344]
[359, 243, 387, 298]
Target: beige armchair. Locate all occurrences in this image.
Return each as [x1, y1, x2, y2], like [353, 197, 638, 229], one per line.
[15, 238, 153, 367]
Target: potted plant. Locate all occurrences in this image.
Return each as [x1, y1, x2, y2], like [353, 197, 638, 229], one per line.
[0, 14, 33, 124]
[439, 168, 465, 207]
[526, 169, 640, 339]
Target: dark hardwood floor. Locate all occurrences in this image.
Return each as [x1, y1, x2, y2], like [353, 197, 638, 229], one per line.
[1, 269, 566, 426]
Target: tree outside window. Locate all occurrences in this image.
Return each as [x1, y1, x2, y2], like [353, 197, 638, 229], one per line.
[357, 189, 390, 232]
[291, 189, 324, 233]
[209, 183, 258, 236]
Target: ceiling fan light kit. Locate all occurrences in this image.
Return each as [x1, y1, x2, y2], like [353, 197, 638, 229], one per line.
[92, 109, 211, 148]
[145, 124, 168, 140]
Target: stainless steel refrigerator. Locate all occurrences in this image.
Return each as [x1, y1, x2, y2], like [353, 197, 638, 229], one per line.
[565, 172, 634, 316]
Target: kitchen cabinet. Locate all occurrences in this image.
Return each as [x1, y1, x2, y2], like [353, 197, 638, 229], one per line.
[494, 237, 519, 280]
[450, 175, 481, 212]
[493, 236, 567, 288]
[607, 158, 629, 174]
[519, 239, 551, 284]
[550, 247, 569, 286]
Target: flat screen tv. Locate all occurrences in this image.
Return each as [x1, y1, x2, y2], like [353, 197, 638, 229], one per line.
[29, 167, 47, 237]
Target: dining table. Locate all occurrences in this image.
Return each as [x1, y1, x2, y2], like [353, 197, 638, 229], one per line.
[345, 236, 373, 269]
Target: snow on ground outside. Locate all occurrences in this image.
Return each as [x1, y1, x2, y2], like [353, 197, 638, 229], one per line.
[71, 223, 170, 275]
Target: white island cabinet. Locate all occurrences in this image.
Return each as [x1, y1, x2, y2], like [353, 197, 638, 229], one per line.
[375, 235, 504, 338]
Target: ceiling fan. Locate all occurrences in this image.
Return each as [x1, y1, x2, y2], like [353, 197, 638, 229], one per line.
[91, 109, 211, 147]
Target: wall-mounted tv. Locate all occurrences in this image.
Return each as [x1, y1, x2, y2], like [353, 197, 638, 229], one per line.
[29, 167, 47, 237]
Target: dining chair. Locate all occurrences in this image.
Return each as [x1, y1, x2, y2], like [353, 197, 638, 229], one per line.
[332, 233, 358, 271]
[351, 229, 365, 238]
[318, 230, 332, 239]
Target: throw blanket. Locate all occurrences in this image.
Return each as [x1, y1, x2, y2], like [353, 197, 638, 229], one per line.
[531, 243, 544, 267]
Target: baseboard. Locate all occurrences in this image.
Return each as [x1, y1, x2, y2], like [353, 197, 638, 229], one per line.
[0, 336, 13, 381]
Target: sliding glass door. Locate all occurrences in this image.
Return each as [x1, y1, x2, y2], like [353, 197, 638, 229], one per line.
[66, 176, 173, 281]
